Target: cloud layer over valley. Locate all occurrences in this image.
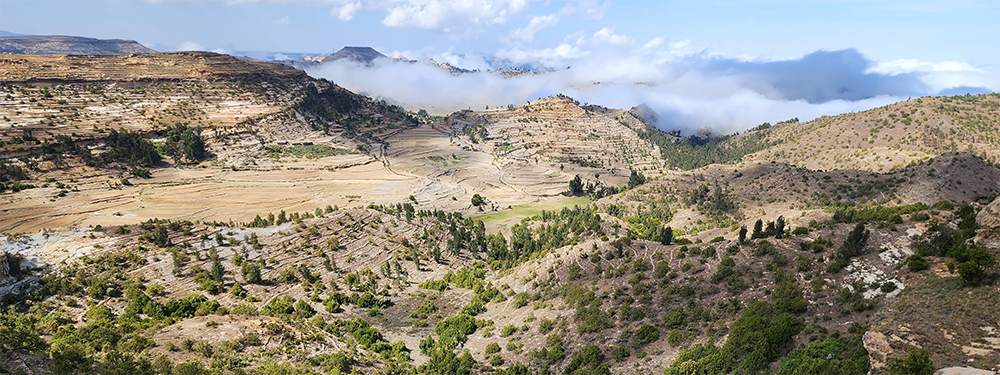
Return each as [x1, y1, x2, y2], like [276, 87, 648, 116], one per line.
[306, 38, 997, 135]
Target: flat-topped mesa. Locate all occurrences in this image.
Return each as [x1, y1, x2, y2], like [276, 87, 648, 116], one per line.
[0, 51, 307, 84]
[329, 46, 387, 64]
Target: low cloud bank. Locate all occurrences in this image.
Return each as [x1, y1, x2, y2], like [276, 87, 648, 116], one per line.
[306, 47, 996, 135]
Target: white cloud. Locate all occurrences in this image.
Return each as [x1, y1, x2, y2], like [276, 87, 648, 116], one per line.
[332, 2, 361, 21]
[643, 36, 665, 49]
[497, 43, 590, 67]
[151, 0, 535, 35]
[583, 0, 609, 20]
[870, 59, 985, 74]
[304, 35, 986, 135]
[146, 0, 344, 5]
[272, 15, 290, 24]
[869, 59, 999, 94]
[593, 27, 632, 45]
[668, 39, 691, 51]
[305, 55, 909, 135]
[509, 13, 560, 42]
[380, 0, 529, 30]
[177, 41, 205, 51]
[507, 1, 601, 43]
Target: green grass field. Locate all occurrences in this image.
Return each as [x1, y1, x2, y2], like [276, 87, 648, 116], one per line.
[473, 196, 592, 224]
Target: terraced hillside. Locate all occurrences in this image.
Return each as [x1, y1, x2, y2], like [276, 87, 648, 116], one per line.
[0, 52, 423, 233]
[442, 96, 665, 191]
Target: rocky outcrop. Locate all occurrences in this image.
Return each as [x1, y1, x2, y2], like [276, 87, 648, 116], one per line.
[426, 58, 477, 75]
[0, 35, 155, 55]
[0, 252, 38, 299]
[934, 367, 996, 375]
[629, 104, 659, 127]
[976, 196, 1000, 247]
[864, 330, 894, 374]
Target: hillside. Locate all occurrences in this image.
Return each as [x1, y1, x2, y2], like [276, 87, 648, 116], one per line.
[632, 94, 1000, 174]
[2, 160, 997, 374]
[1, 51, 1000, 375]
[377, 95, 667, 227]
[0, 52, 420, 233]
[747, 94, 1000, 172]
[0, 35, 156, 55]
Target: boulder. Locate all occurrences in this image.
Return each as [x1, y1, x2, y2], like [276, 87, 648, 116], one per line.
[934, 367, 996, 375]
[976, 196, 1000, 247]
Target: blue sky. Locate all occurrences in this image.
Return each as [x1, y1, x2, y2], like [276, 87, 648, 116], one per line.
[3, 0, 997, 64]
[3, 0, 998, 132]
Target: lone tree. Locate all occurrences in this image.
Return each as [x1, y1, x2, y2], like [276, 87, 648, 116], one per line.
[839, 223, 870, 258]
[569, 175, 584, 196]
[658, 226, 673, 245]
[752, 219, 764, 239]
[739, 226, 748, 243]
[628, 170, 647, 189]
[775, 216, 786, 239]
[954, 245, 996, 286]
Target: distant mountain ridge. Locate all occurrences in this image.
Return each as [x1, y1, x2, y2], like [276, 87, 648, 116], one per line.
[293, 46, 387, 67]
[0, 35, 155, 55]
[0, 30, 31, 37]
[289, 46, 549, 78]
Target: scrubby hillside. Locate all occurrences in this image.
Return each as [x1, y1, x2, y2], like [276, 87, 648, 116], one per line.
[1, 52, 999, 375]
[746, 94, 1000, 172]
[633, 94, 1000, 174]
[2, 168, 997, 374]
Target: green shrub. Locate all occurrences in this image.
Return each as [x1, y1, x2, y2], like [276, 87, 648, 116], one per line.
[260, 296, 296, 317]
[906, 254, 929, 272]
[754, 240, 775, 256]
[889, 348, 934, 375]
[777, 334, 870, 375]
[500, 324, 518, 337]
[485, 342, 501, 355]
[635, 324, 659, 346]
[575, 306, 613, 334]
[277, 269, 298, 283]
[880, 282, 897, 293]
[295, 300, 316, 318]
[667, 330, 685, 347]
[610, 346, 630, 362]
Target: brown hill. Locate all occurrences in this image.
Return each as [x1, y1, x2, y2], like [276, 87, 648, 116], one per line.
[744, 94, 1000, 172]
[0, 52, 421, 233]
[0, 35, 156, 55]
[0, 51, 304, 84]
